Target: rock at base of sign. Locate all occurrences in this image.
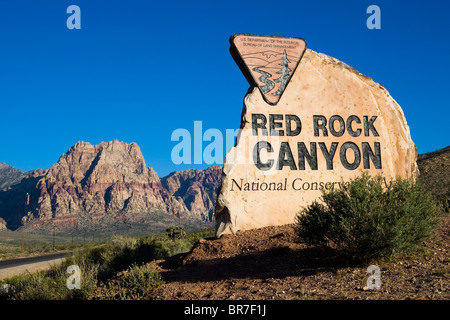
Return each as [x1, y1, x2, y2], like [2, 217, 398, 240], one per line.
[215, 48, 418, 237]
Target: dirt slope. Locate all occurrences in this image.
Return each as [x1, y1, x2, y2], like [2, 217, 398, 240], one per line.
[151, 217, 449, 300]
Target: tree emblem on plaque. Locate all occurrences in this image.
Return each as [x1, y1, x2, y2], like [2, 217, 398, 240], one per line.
[230, 34, 307, 105]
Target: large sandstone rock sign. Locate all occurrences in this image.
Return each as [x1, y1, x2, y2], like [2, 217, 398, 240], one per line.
[215, 36, 418, 237]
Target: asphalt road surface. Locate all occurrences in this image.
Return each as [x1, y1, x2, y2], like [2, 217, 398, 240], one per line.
[0, 252, 69, 269]
[0, 252, 70, 280]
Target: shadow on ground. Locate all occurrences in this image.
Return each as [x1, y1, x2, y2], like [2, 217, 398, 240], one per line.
[159, 245, 359, 283]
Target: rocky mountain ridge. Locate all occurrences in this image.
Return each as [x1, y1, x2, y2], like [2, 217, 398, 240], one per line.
[0, 163, 28, 190]
[417, 145, 450, 212]
[0, 140, 222, 233]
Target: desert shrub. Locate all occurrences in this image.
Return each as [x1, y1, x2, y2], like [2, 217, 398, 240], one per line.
[1, 259, 98, 300]
[132, 239, 170, 264]
[98, 263, 163, 300]
[78, 236, 170, 281]
[0, 227, 214, 300]
[186, 227, 215, 243]
[64, 262, 98, 300]
[294, 172, 440, 263]
[165, 239, 193, 256]
[166, 226, 187, 240]
[121, 263, 163, 298]
[1, 272, 64, 300]
[134, 237, 193, 261]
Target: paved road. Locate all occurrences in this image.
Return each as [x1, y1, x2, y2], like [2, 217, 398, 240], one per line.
[0, 252, 69, 269]
[0, 252, 70, 280]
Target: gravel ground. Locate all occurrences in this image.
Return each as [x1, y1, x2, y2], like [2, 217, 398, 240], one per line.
[151, 217, 449, 300]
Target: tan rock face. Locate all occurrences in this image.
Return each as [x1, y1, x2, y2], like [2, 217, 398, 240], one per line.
[161, 166, 222, 221]
[29, 140, 168, 221]
[0, 140, 222, 231]
[215, 49, 418, 237]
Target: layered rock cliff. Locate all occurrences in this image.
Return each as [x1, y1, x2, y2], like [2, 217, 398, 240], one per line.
[0, 140, 222, 232]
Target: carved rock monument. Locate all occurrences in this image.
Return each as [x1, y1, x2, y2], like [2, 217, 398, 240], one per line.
[215, 34, 418, 237]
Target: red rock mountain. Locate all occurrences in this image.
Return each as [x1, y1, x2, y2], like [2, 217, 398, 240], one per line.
[0, 140, 222, 232]
[161, 166, 222, 221]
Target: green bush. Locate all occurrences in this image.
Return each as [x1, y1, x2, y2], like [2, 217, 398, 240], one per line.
[98, 263, 164, 300]
[294, 173, 440, 262]
[71, 235, 185, 282]
[122, 263, 163, 297]
[1, 272, 65, 300]
[166, 226, 187, 240]
[0, 226, 213, 300]
[135, 238, 170, 261]
[1, 258, 98, 300]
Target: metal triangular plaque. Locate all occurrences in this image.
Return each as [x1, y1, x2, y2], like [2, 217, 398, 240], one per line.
[230, 33, 307, 105]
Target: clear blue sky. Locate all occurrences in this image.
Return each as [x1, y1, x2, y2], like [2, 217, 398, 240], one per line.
[0, 0, 448, 177]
